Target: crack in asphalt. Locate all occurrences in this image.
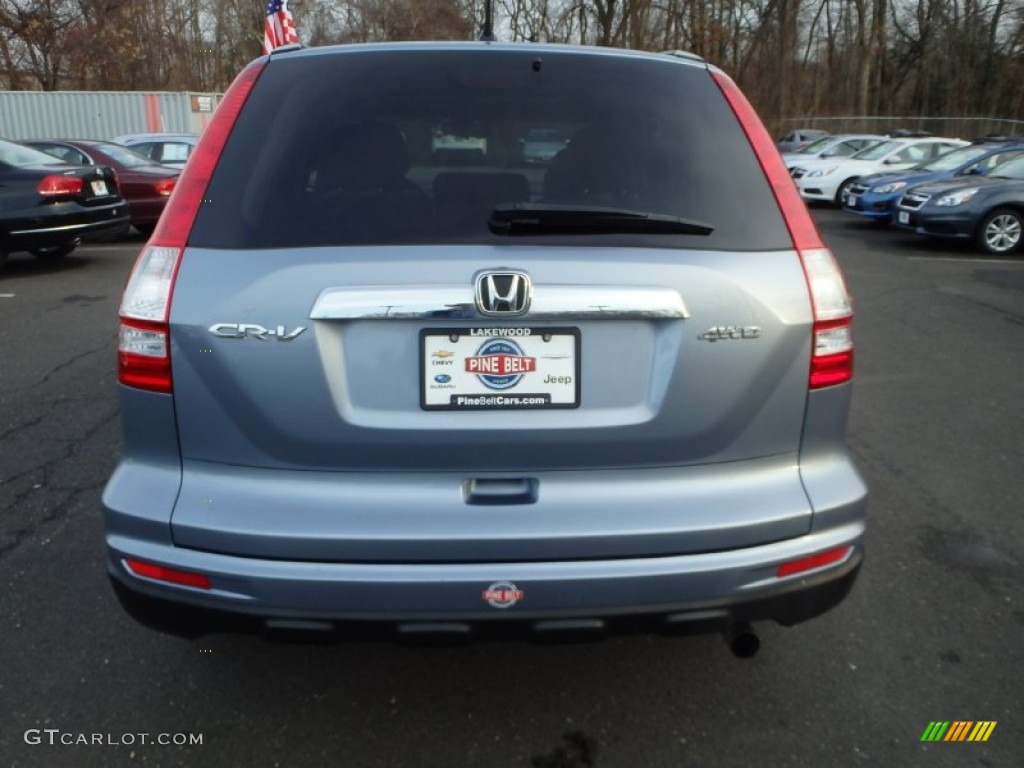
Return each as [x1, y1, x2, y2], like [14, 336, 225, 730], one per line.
[0, 395, 116, 444]
[0, 338, 114, 394]
[939, 287, 1024, 325]
[0, 405, 119, 559]
[0, 486, 83, 560]
[0, 414, 43, 442]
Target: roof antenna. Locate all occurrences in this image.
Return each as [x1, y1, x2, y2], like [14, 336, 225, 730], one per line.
[480, 0, 496, 41]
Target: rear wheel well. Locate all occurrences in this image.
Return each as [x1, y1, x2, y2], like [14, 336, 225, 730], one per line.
[976, 202, 1024, 228]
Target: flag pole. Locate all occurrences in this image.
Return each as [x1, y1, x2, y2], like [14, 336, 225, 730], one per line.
[480, 0, 496, 41]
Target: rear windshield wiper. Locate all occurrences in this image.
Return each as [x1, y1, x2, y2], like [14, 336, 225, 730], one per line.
[488, 203, 714, 236]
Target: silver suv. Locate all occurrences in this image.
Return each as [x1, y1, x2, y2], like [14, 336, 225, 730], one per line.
[105, 43, 866, 656]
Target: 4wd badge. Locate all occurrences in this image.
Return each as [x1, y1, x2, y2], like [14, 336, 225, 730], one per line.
[698, 325, 762, 342]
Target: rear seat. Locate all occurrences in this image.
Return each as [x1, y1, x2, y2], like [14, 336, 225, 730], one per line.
[432, 172, 530, 233]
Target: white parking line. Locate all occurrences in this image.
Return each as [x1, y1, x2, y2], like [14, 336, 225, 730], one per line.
[0, 293, 14, 298]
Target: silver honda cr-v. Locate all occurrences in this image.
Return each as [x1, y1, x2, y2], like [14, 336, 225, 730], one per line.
[105, 42, 866, 655]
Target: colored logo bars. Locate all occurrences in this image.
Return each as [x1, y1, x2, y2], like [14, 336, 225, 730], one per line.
[920, 721, 997, 742]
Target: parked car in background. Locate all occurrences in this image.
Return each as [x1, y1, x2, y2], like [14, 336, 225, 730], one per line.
[430, 121, 488, 165]
[793, 137, 968, 204]
[781, 134, 885, 169]
[895, 153, 1024, 255]
[112, 132, 198, 169]
[776, 128, 829, 153]
[842, 141, 1024, 223]
[24, 139, 178, 235]
[0, 138, 128, 268]
[521, 128, 570, 164]
[887, 129, 933, 138]
[105, 44, 866, 653]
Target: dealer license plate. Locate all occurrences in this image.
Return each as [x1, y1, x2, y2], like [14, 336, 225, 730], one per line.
[897, 211, 910, 225]
[90, 180, 108, 196]
[421, 327, 580, 410]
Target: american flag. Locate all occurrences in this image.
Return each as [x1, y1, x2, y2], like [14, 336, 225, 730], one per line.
[263, 0, 298, 55]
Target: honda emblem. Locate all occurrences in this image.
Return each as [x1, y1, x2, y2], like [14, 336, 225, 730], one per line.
[475, 270, 532, 316]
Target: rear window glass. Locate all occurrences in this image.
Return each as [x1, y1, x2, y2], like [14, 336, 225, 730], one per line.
[90, 142, 152, 167]
[0, 140, 68, 168]
[159, 143, 192, 162]
[191, 48, 790, 251]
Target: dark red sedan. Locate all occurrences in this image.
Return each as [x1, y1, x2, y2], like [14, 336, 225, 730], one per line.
[23, 139, 178, 235]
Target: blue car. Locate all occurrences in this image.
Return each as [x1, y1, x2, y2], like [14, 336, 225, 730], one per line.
[895, 154, 1024, 254]
[842, 142, 1024, 222]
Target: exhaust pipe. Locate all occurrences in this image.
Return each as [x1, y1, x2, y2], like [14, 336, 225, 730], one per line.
[725, 623, 760, 659]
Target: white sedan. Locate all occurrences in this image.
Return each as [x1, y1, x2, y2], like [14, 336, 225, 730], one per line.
[793, 138, 968, 204]
[780, 134, 886, 170]
[112, 133, 198, 169]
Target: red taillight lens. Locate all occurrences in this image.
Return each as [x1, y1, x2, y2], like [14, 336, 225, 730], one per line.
[37, 174, 84, 197]
[125, 558, 212, 589]
[711, 69, 854, 390]
[777, 546, 852, 578]
[119, 319, 173, 393]
[154, 177, 176, 196]
[711, 69, 824, 252]
[149, 61, 264, 249]
[119, 61, 264, 393]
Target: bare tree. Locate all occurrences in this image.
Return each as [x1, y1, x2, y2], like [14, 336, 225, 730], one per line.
[1, 0, 1022, 128]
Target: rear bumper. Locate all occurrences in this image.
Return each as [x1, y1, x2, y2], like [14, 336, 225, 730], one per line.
[790, 181, 839, 202]
[125, 197, 168, 228]
[844, 194, 895, 219]
[106, 522, 864, 640]
[5, 201, 130, 250]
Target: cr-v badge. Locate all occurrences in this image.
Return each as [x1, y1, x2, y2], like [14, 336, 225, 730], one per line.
[208, 323, 306, 340]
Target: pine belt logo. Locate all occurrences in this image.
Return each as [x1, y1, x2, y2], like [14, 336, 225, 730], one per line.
[465, 338, 536, 390]
[482, 582, 525, 609]
[920, 721, 997, 742]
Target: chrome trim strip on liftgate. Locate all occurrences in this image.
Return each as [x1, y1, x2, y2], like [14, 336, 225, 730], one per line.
[309, 285, 689, 321]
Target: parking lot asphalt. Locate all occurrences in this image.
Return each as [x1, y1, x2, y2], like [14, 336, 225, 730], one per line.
[0, 212, 1021, 768]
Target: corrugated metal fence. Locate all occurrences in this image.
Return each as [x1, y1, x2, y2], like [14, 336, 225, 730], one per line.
[0, 91, 222, 140]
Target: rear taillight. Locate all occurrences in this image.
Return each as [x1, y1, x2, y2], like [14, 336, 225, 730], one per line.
[37, 174, 84, 197]
[119, 246, 180, 393]
[118, 61, 264, 394]
[711, 69, 854, 389]
[154, 177, 176, 196]
[800, 248, 854, 388]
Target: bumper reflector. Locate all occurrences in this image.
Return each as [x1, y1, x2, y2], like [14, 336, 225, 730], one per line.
[777, 545, 852, 578]
[125, 558, 212, 590]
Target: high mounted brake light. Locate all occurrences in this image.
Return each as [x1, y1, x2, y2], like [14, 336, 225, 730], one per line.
[118, 61, 265, 393]
[711, 69, 854, 389]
